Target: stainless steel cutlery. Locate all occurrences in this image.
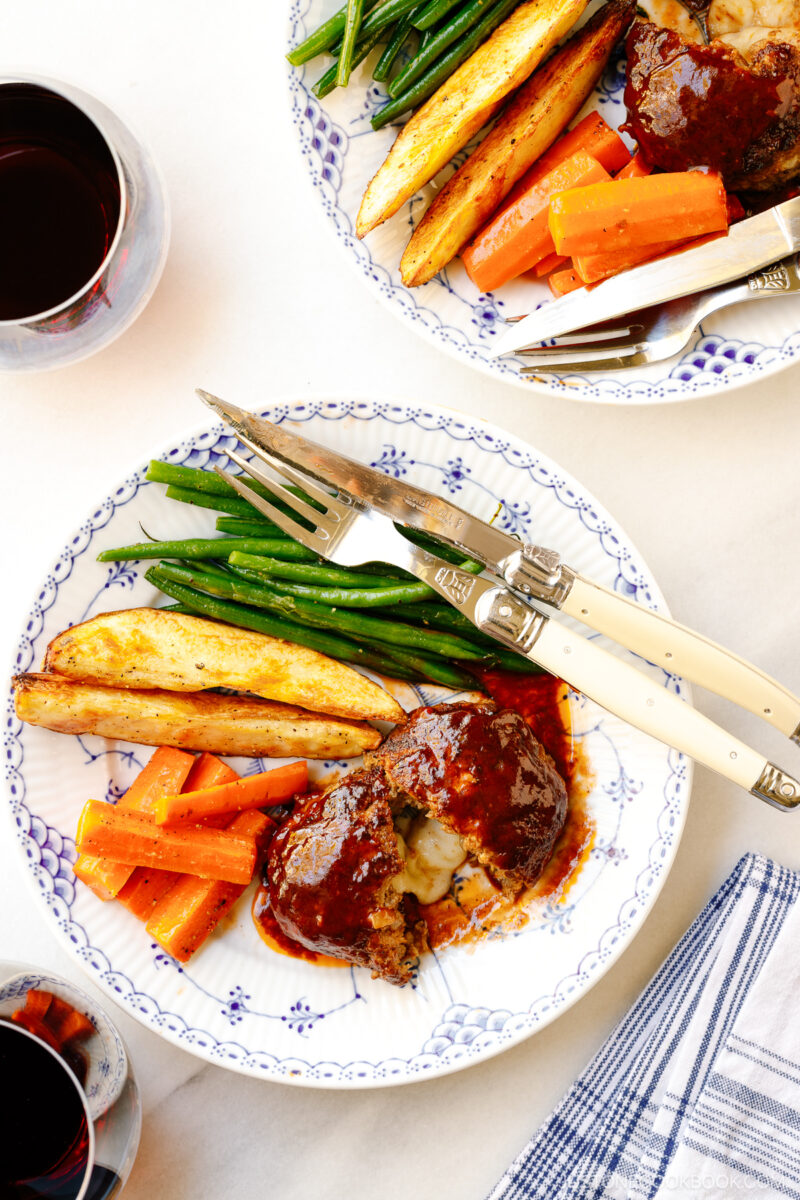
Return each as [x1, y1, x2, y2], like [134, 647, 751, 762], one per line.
[514, 257, 800, 372]
[199, 389, 800, 809]
[490, 199, 800, 362]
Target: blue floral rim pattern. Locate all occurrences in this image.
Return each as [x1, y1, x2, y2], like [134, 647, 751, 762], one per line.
[287, 0, 800, 404]
[5, 398, 690, 1086]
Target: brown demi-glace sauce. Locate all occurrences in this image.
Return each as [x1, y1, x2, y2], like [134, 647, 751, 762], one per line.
[252, 670, 594, 964]
[253, 776, 350, 967]
[623, 22, 781, 182]
[420, 670, 594, 952]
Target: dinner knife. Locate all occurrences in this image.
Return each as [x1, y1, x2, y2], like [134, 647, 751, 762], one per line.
[489, 196, 800, 356]
[198, 389, 800, 743]
[214, 418, 800, 811]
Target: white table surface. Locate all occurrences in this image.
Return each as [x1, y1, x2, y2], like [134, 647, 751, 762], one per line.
[3, 4, 800, 1197]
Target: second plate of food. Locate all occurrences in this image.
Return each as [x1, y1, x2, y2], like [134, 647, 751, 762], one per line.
[287, 0, 800, 403]
[7, 396, 690, 1087]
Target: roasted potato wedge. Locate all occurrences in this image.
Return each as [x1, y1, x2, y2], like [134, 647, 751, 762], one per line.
[44, 609, 403, 723]
[356, 0, 587, 238]
[401, 0, 636, 286]
[13, 674, 383, 759]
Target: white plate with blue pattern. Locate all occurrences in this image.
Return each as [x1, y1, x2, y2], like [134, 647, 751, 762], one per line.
[287, 0, 800, 403]
[6, 397, 691, 1087]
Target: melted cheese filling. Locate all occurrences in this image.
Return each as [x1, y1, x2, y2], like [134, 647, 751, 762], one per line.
[392, 814, 467, 904]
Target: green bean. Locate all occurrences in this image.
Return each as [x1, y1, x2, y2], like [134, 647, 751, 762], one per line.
[97, 538, 319, 563]
[388, 0, 493, 97]
[145, 568, 420, 680]
[153, 463, 479, 571]
[313, 25, 384, 98]
[330, 0, 422, 53]
[338, 0, 365, 85]
[228, 553, 436, 605]
[226, 556, 419, 604]
[370, 601, 544, 671]
[374, 600, 497, 639]
[181, 558, 235, 580]
[364, 646, 474, 688]
[149, 460, 322, 519]
[164, 483, 320, 529]
[286, 0, 381, 65]
[213, 516, 288, 539]
[164, 484, 263, 520]
[487, 651, 545, 674]
[146, 461, 235, 495]
[371, 0, 519, 129]
[153, 562, 489, 659]
[372, 8, 420, 81]
[287, 3, 350, 64]
[358, 0, 424, 37]
[399, 525, 483, 571]
[412, 0, 463, 30]
[219, 537, 414, 580]
[232, 567, 432, 608]
[225, 552, 403, 588]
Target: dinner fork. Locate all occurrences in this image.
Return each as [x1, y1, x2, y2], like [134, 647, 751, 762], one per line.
[212, 439, 800, 809]
[515, 255, 800, 373]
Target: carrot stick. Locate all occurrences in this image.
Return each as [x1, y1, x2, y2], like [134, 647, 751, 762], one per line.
[42, 994, 77, 1023]
[117, 867, 185, 919]
[179, 753, 242, 828]
[118, 754, 243, 918]
[573, 237, 687, 284]
[22, 988, 53, 1022]
[154, 761, 308, 825]
[182, 751, 239, 792]
[76, 800, 257, 884]
[572, 226, 727, 284]
[505, 111, 630, 210]
[534, 251, 568, 277]
[548, 264, 585, 296]
[462, 150, 611, 292]
[146, 810, 274, 962]
[74, 746, 195, 900]
[615, 151, 651, 180]
[45, 1000, 94, 1046]
[549, 171, 729, 258]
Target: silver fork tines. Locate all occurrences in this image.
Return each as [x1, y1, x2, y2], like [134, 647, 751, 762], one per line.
[519, 339, 648, 365]
[227, 438, 336, 512]
[508, 255, 800, 372]
[225, 447, 333, 527]
[215, 463, 333, 551]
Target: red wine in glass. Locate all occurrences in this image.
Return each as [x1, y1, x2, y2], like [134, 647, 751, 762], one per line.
[0, 83, 122, 322]
[0, 1021, 124, 1200]
[1, 1019, 93, 1198]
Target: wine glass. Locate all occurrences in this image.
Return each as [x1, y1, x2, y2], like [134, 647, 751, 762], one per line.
[0, 960, 141, 1199]
[0, 73, 169, 372]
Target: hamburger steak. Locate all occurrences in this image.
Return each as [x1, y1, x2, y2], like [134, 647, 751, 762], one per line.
[266, 701, 569, 984]
[624, 19, 800, 190]
[369, 701, 568, 894]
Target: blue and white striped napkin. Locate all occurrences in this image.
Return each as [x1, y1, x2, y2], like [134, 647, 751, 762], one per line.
[489, 854, 800, 1200]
